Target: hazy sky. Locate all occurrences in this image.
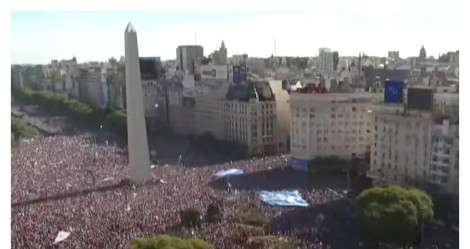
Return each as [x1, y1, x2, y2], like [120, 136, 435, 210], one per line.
[11, 11, 460, 64]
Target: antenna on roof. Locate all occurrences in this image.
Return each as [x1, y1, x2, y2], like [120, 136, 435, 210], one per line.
[274, 36, 277, 58]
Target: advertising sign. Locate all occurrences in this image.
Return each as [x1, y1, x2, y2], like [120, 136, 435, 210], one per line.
[200, 65, 228, 80]
[384, 80, 404, 103]
[407, 88, 434, 111]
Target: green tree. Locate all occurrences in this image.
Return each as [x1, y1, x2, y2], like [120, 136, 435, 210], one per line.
[127, 234, 214, 249]
[356, 185, 433, 247]
[180, 208, 202, 229]
[205, 202, 223, 223]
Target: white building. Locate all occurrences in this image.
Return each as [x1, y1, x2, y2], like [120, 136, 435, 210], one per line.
[318, 48, 334, 76]
[430, 119, 459, 194]
[368, 104, 434, 185]
[368, 102, 459, 194]
[289, 92, 382, 170]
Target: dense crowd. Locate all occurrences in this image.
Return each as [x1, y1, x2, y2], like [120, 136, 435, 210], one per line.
[11, 132, 359, 249]
[12, 109, 455, 249]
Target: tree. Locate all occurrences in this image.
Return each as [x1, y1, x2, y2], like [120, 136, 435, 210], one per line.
[127, 234, 214, 249]
[205, 202, 223, 223]
[356, 185, 433, 247]
[180, 208, 202, 229]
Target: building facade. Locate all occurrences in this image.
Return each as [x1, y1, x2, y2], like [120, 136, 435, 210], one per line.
[368, 102, 459, 194]
[318, 48, 334, 76]
[289, 92, 382, 170]
[176, 45, 204, 74]
[430, 119, 459, 194]
[368, 104, 434, 186]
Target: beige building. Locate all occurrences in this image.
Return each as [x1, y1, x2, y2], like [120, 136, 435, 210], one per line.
[368, 104, 434, 185]
[368, 103, 459, 194]
[269, 80, 291, 153]
[289, 92, 382, 170]
[223, 96, 277, 155]
[167, 77, 278, 156]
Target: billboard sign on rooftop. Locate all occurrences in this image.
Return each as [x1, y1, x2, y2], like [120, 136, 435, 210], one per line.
[384, 80, 404, 103]
[407, 88, 434, 111]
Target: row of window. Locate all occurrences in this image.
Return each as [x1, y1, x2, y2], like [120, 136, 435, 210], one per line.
[291, 143, 368, 150]
[294, 106, 368, 113]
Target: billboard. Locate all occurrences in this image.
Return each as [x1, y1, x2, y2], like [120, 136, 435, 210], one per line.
[384, 80, 404, 103]
[100, 76, 110, 107]
[200, 65, 228, 80]
[407, 88, 433, 111]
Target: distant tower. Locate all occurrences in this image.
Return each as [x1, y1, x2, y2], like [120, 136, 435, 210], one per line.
[124, 22, 151, 183]
[419, 45, 427, 60]
[219, 41, 227, 64]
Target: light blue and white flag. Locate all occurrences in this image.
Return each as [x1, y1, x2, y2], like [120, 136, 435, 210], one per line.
[258, 190, 309, 207]
[213, 168, 244, 179]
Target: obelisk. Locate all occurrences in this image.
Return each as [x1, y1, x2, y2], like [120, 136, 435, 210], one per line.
[124, 22, 151, 183]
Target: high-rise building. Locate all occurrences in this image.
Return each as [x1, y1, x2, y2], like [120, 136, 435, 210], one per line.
[124, 22, 151, 183]
[176, 45, 204, 74]
[318, 48, 334, 76]
[332, 51, 339, 71]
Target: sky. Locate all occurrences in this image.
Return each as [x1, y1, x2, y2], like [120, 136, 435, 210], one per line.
[11, 11, 461, 64]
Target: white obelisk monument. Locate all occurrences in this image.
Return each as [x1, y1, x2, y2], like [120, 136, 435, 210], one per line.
[124, 22, 151, 183]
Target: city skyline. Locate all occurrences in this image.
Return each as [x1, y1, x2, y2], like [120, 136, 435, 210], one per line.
[12, 11, 460, 64]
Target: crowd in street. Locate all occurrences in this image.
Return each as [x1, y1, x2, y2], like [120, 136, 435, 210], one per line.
[11, 133, 359, 249]
[11, 108, 455, 249]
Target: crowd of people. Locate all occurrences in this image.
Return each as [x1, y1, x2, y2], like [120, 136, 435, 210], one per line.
[11, 131, 359, 249]
[11, 108, 455, 249]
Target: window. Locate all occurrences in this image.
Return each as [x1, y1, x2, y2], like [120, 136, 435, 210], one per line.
[441, 176, 448, 184]
[352, 107, 357, 112]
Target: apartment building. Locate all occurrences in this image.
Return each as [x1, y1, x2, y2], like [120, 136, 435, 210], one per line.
[318, 48, 334, 76]
[369, 103, 459, 194]
[289, 92, 382, 170]
[224, 91, 277, 156]
[368, 104, 434, 185]
[184, 79, 277, 156]
[430, 118, 459, 194]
